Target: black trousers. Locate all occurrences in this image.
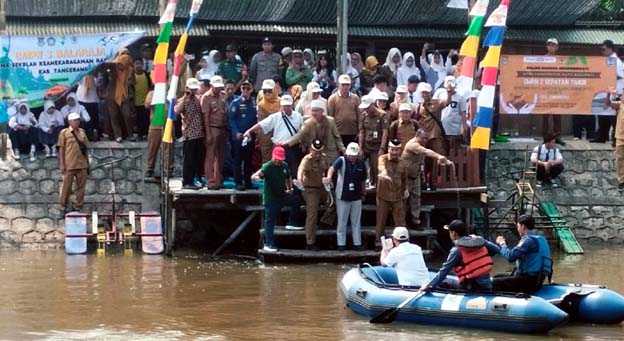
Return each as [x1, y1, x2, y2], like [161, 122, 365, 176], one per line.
[285, 144, 304, 226]
[79, 101, 99, 140]
[232, 135, 255, 185]
[341, 134, 357, 146]
[536, 163, 563, 182]
[183, 137, 204, 186]
[134, 105, 151, 137]
[572, 115, 595, 139]
[597, 115, 617, 141]
[493, 273, 541, 294]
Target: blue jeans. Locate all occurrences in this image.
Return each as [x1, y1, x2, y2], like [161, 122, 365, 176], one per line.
[264, 201, 283, 248]
[38, 126, 63, 146]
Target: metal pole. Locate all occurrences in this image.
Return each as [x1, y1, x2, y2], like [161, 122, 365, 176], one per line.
[0, 0, 6, 35]
[336, 0, 343, 75]
[340, 0, 348, 75]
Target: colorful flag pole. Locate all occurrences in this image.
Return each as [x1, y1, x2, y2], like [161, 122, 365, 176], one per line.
[455, 0, 489, 96]
[150, 0, 177, 127]
[470, 0, 510, 150]
[163, 0, 204, 143]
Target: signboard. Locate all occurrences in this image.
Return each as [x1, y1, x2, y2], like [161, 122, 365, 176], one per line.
[0, 32, 144, 107]
[499, 55, 617, 115]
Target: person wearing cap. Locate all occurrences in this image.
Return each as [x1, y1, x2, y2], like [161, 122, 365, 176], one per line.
[388, 85, 409, 121]
[295, 81, 326, 118]
[493, 214, 553, 293]
[324, 142, 367, 251]
[433, 75, 467, 150]
[297, 139, 331, 250]
[249, 37, 282, 92]
[415, 81, 450, 159]
[328, 74, 361, 146]
[252, 146, 294, 252]
[201, 75, 228, 190]
[58, 112, 89, 212]
[388, 103, 419, 154]
[257, 78, 282, 162]
[592, 39, 623, 145]
[420, 220, 498, 293]
[375, 138, 408, 249]
[285, 49, 313, 89]
[285, 99, 344, 163]
[228, 80, 258, 190]
[313, 53, 337, 99]
[217, 44, 245, 86]
[380, 226, 429, 286]
[359, 95, 389, 187]
[401, 129, 451, 226]
[174, 78, 205, 190]
[374, 91, 389, 112]
[9, 102, 39, 161]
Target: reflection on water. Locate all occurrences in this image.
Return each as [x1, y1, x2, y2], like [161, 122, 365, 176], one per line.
[0, 247, 622, 340]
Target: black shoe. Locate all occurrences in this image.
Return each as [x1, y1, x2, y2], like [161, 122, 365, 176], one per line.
[619, 183, 624, 190]
[235, 183, 246, 191]
[145, 170, 154, 178]
[353, 245, 366, 251]
[305, 244, 319, 251]
[555, 138, 566, 146]
[589, 138, 606, 143]
[337, 245, 346, 252]
[183, 184, 201, 190]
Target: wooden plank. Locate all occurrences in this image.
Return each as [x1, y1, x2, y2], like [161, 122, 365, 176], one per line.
[258, 248, 432, 264]
[212, 211, 258, 256]
[261, 226, 438, 237]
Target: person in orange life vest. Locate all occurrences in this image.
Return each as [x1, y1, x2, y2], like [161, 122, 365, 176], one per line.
[420, 220, 499, 293]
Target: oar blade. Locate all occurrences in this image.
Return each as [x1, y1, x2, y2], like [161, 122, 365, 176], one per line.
[369, 307, 399, 324]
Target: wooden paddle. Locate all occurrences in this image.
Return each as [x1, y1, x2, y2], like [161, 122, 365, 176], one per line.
[369, 289, 428, 324]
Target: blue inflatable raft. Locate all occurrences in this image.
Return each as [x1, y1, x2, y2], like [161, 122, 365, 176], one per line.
[341, 265, 569, 333]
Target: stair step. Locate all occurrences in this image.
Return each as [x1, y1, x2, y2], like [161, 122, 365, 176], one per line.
[258, 248, 432, 263]
[261, 226, 437, 237]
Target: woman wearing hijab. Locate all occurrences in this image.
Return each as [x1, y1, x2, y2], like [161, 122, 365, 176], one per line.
[61, 92, 91, 129]
[360, 56, 380, 96]
[380, 47, 402, 90]
[312, 52, 337, 99]
[8, 102, 38, 161]
[396, 52, 421, 86]
[351, 53, 364, 73]
[289, 84, 304, 110]
[296, 81, 326, 119]
[38, 100, 64, 158]
[420, 44, 456, 90]
[196, 50, 221, 81]
[345, 52, 361, 93]
[303, 48, 316, 69]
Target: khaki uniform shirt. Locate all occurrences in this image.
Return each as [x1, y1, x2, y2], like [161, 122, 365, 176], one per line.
[610, 101, 624, 141]
[359, 108, 389, 152]
[377, 153, 407, 202]
[58, 127, 89, 170]
[287, 116, 344, 162]
[201, 91, 228, 129]
[327, 92, 360, 136]
[416, 100, 446, 139]
[401, 138, 441, 178]
[299, 153, 329, 188]
[389, 119, 418, 153]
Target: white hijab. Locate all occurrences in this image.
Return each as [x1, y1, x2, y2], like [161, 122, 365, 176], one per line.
[304, 48, 315, 67]
[197, 50, 220, 80]
[396, 52, 420, 86]
[383, 47, 402, 74]
[427, 53, 448, 90]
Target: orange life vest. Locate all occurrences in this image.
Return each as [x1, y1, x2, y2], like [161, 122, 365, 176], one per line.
[454, 245, 493, 283]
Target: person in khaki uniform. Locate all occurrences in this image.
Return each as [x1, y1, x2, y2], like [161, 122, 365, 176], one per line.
[375, 139, 408, 250]
[605, 88, 624, 190]
[144, 90, 175, 178]
[297, 139, 331, 250]
[201, 75, 228, 190]
[414, 82, 450, 157]
[327, 74, 361, 145]
[58, 113, 89, 212]
[388, 103, 419, 154]
[402, 129, 451, 226]
[359, 95, 389, 187]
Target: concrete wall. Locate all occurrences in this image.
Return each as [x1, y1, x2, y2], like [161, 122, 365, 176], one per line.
[487, 140, 624, 244]
[0, 141, 173, 248]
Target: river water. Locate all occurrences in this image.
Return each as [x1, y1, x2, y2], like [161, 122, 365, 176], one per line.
[0, 247, 622, 340]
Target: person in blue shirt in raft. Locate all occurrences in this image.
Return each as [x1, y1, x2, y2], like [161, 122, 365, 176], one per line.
[420, 220, 499, 293]
[493, 214, 553, 293]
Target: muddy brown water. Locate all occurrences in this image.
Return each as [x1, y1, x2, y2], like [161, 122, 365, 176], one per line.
[0, 247, 622, 340]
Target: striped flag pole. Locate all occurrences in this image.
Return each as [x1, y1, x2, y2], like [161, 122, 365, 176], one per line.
[163, 0, 204, 143]
[150, 0, 177, 127]
[455, 0, 489, 97]
[470, 0, 510, 150]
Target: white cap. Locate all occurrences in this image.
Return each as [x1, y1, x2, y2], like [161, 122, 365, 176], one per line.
[391, 226, 409, 241]
[292, 49, 303, 55]
[345, 142, 360, 156]
[281, 47, 293, 56]
[358, 95, 375, 109]
[307, 81, 322, 93]
[396, 85, 408, 93]
[262, 79, 276, 90]
[416, 82, 432, 94]
[374, 92, 389, 101]
[444, 75, 456, 87]
[310, 99, 326, 110]
[398, 103, 413, 112]
[210, 75, 224, 88]
[186, 77, 200, 90]
[469, 89, 480, 99]
[280, 95, 294, 106]
[67, 112, 81, 121]
[338, 74, 351, 84]
[547, 38, 559, 45]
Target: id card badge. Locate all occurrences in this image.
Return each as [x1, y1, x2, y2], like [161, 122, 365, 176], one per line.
[349, 182, 355, 191]
[373, 131, 378, 139]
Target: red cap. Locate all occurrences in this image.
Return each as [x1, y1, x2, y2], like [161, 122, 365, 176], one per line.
[272, 146, 286, 161]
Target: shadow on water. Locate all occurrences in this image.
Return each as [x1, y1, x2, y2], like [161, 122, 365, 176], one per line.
[0, 247, 621, 340]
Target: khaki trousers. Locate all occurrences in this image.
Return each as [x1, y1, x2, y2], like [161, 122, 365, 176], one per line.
[59, 169, 88, 209]
[375, 197, 405, 240]
[106, 99, 132, 140]
[204, 127, 227, 187]
[146, 126, 175, 173]
[616, 141, 624, 184]
[302, 187, 333, 245]
[406, 177, 421, 225]
[259, 132, 273, 164]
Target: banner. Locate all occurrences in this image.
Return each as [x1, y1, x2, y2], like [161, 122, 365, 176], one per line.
[499, 55, 617, 115]
[0, 32, 144, 107]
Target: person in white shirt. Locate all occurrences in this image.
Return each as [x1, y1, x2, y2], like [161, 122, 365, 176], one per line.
[434, 76, 467, 149]
[76, 75, 99, 140]
[420, 43, 456, 90]
[396, 52, 421, 86]
[380, 226, 430, 287]
[531, 133, 564, 188]
[60, 93, 91, 128]
[406, 75, 422, 105]
[8, 102, 38, 161]
[38, 100, 64, 158]
[593, 40, 624, 145]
